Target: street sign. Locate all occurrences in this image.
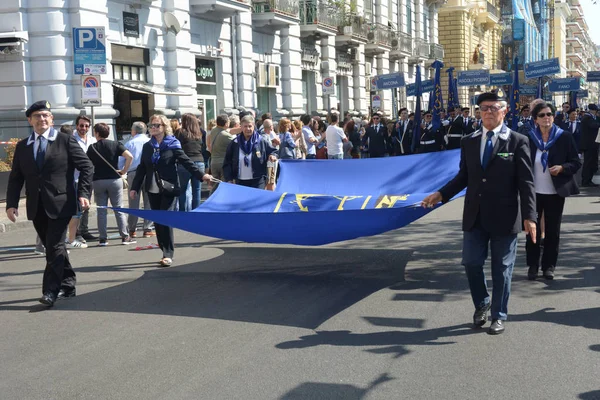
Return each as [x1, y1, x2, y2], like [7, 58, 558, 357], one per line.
[322, 76, 335, 95]
[457, 70, 490, 86]
[421, 79, 434, 93]
[370, 76, 378, 91]
[81, 75, 102, 106]
[576, 89, 589, 98]
[524, 58, 560, 79]
[587, 71, 600, 82]
[73, 27, 107, 75]
[371, 94, 381, 108]
[519, 85, 538, 96]
[490, 72, 512, 86]
[375, 73, 406, 90]
[548, 77, 580, 92]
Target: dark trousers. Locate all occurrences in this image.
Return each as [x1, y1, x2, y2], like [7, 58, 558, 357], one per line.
[526, 193, 565, 272]
[305, 154, 316, 160]
[148, 193, 178, 259]
[32, 197, 75, 295]
[462, 221, 518, 320]
[237, 177, 265, 189]
[581, 144, 599, 184]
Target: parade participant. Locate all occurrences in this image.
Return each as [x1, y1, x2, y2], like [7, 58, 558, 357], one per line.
[5, 100, 94, 306]
[120, 121, 154, 238]
[554, 102, 570, 127]
[325, 113, 348, 159]
[87, 123, 135, 246]
[301, 114, 318, 159]
[473, 108, 481, 130]
[447, 108, 470, 150]
[223, 115, 278, 188]
[580, 104, 600, 187]
[417, 112, 444, 153]
[73, 115, 97, 242]
[394, 108, 413, 155]
[363, 113, 389, 158]
[517, 105, 534, 136]
[565, 109, 582, 152]
[421, 92, 537, 335]
[175, 113, 206, 211]
[525, 102, 580, 280]
[130, 114, 212, 267]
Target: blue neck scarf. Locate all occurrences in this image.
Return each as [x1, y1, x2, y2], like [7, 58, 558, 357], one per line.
[238, 132, 259, 167]
[150, 135, 182, 164]
[528, 124, 562, 172]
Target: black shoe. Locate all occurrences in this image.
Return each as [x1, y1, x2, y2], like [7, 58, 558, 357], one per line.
[57, 288, 76, 299]
[543, 269, 555, 280]
[39, 292, 57, 307]
[488, 319, 505, 335]
[81, 233, 98, 241]
[473, 303, 491, 327]
[527, 265, 539, 280]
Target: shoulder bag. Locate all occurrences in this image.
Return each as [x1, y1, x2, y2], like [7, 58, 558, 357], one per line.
[90, 143, 128, 189]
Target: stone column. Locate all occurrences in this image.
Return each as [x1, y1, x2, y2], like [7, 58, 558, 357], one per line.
[320, 35, 337, 113]
[280, 25, 305, 117]
[236, 11, 255, 109]
[353, 44, 367, 114]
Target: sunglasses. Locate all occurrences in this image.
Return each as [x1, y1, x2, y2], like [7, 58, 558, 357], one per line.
[480, 105, 504, 112]
[537, 112, 553, 118]
[149, 123, 162, 129]
[372, 117, 380, 120]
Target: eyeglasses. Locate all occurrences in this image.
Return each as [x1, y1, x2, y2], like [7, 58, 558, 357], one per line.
[480, 105, 505, 113]
[78, 124, 90, 128]
[149, 124, 162, 129]
[537, 112, 554, 118]
[31, 113, 52, 119]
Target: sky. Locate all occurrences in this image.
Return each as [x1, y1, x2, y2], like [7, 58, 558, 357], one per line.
[579, 0, 600, 46]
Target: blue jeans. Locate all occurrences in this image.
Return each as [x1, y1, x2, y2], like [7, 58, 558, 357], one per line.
[177, 161, 205, 212]
[462, 224, 518, 321]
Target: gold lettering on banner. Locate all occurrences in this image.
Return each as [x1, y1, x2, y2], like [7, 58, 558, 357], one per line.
[293, 194, 326, 212]
[333, 196, 362, 210]
[374, 195, 410, 209]
[273, 193, 288, 213]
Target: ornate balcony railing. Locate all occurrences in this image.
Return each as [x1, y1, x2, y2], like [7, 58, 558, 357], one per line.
[338, 14, 369, 38]
[392, 31, 413, 54]
[299, 0, 340, 29]
[367, 23, 392, 47]
[429, 43, 444, 60]
[413, 38, 430, 58]
[253, 0, 299, 17]
[486, 1, 499, 18]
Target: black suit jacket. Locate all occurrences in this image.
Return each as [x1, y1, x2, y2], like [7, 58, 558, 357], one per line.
[452, 116, 475, 136]
[132, 141, 204, 196]
[223, 135, 278, 182]
[528, 128, 581, 198]
[579, 113, 600, 151]
[6, 128, 93, 220]
[439, 124, 536, 235]
[563, 120, 582, 152]
[364, 124, 389, 156]
[394, 120, 413, 154]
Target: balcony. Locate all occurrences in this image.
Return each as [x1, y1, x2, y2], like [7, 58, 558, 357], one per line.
[299, 0, 340, 38]
[407, 38, 430, 64]
[390, 31, 412, 60]
[428, 43, 444, 62]
[570, 5, 585, 22]
[567, 35, 584, 50]
[475, 0, 500, 25]
[567, 21, 584, 35]
[568, 66, 584, 77]
[364, 23, 393, 55]
[252, 0, 300, 32]
[189, 0, 252, 19]
[567, 51, 584, 65]
[335, 15, 369, 47]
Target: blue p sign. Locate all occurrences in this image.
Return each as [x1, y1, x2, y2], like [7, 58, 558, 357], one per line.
[75, 28, 97, 49]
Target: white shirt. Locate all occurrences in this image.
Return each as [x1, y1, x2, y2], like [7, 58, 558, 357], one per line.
[479, 124, 506, 163]
[74, 133, 97, 182]
[238, 147, 254, 180]
[534, 148, 557, 195]
[325, 125, 345, 156]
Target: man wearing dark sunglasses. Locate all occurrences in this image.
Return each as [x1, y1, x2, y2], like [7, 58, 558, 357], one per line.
[363, 113, 390, 158]
[422, 92, 536, 335]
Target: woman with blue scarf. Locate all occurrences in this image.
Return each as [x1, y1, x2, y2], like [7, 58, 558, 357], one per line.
[131, 114, 213, 267]
[525, 102, 581, 280]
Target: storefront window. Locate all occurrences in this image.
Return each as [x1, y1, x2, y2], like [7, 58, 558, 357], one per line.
[122, 66, 131, 81]
[112, 64, 146, 82]
[114, 65, 122, 80]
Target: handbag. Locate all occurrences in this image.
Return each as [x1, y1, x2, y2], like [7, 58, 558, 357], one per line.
[90, 143, 128, 189]
[152, 164, 178, 195]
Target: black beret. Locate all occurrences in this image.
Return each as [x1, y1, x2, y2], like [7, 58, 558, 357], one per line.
[588, 104, 598, 111]
[521, 105, 530, 111]
[423, 111, 432, 116]
[461, 107, 470, 112]
[26, 100, 51, 117]
[476, 92, 500, 105]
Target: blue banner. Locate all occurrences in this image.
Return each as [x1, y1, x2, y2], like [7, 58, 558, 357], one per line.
[457, 70, 490, 86]
[114, 151, 463, 245]
[548, 77, 581, 92]
[490, 72, 512, 86]
[519, 85, 537, 95]
[524, 57, 560, 79]
[587, 71, 600, 83]
[376, 73, 406, 90]
[576, 89, 589, 98]
[447, 67, 457, 111]
[509, 57, 520, 131]
[431, 60, 444, 133]
[406, 80, 434, 97]
[411, 66, 423, 153]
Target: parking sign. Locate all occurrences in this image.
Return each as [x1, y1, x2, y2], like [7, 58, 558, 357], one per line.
[73, 27, 107, 75]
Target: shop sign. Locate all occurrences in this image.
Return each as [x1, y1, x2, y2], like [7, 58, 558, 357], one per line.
[195, 59, 216, 82]
[123, 12, 139, 38]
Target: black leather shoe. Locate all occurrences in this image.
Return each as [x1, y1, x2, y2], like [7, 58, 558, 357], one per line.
[81, 233, 98, 241]
[473, 303, 491, 327]
[58, 288, 76, 299]
[488, 319, 505, 335]
[39, 292, 57, 307]
[543, 269, 554, 280]
[527, 265, 539, 280]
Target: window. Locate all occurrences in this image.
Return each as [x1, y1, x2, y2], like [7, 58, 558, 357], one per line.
[423, 6, 430, 41]
[407, 1, 412, 35]
[112, 63, 146, 82]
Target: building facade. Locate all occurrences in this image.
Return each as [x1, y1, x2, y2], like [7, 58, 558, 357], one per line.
[0, 0, 443, 143]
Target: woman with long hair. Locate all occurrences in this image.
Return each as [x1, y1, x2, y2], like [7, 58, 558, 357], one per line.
[175, 113, 206, 211]
[525, 102, 581, 280]
[292, 119, 307, 159]
[131, 114, 212, 267]
[277, 118, 298, 160]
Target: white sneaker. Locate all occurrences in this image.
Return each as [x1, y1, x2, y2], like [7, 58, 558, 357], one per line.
[66, 240, 88, 249]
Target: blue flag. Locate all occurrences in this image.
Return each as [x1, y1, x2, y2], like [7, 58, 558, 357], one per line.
[431, 60, 444, 132]
[447, 67, 456, 112]
[411, 65, 423, 153]
[509, 57, 520, 131]
[453, 78, 460, 109]
[569, 91, 578, 110]
[536, 77, 543, 99]
[113, 151, 463, 245]
[427, 91, 434, 112]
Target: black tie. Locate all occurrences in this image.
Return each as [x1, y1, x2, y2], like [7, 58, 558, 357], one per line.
[36, 136, 46, 171]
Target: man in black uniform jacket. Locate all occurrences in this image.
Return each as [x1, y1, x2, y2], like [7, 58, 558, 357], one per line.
[448, 108, 474, 149]
[417, 112, 444, 153]
[5, 101, 93, 306]
[363, 114, 389, 158]
[393, 108, 413, 155]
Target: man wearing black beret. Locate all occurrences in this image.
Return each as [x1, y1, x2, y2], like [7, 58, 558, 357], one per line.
[422, 92, 536, 335]
[5, 101, 94, 306]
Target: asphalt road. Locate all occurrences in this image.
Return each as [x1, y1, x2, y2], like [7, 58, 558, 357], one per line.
[0, 190, 599, 400]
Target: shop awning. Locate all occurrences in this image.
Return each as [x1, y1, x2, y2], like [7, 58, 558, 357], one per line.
[112, 81, 190, 96]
